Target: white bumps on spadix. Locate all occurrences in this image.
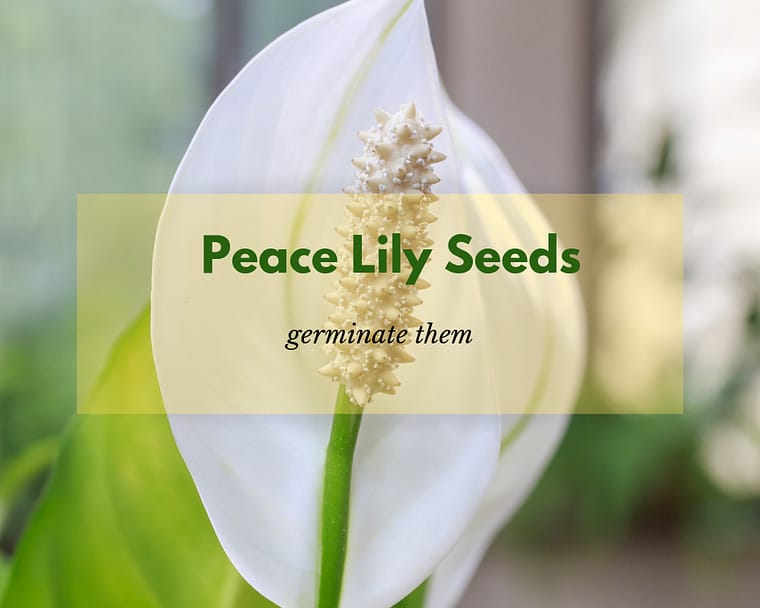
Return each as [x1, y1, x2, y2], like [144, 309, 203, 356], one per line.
[319, 103, 445, 406]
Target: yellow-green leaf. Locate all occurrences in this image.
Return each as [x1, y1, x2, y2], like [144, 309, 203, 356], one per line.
[0, 308, 277, 608]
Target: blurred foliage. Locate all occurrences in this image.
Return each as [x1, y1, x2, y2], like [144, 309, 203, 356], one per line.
[1, 309, 276, 608]
[0, 0, 210, 558]
[0, 0, 211, 331]
[0, 311, 72, 462]
[0, 311, 73, 555]
[0, 435, 58, 553]
[507, 410, 698, 544]
[506, 395, 760, 556]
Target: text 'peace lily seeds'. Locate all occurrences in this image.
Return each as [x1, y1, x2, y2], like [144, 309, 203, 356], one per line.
[202, 231, 581, 286]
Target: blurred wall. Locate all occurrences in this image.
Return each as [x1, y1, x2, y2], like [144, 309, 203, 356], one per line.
[429, 0, 595, 193]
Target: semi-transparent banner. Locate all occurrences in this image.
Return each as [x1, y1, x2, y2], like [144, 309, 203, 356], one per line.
[77, 194, 683, 415]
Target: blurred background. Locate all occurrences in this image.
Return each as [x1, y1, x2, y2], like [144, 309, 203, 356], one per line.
[2, 0, 759, 605]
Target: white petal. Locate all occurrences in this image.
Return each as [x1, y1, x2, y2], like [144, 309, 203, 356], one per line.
[425, 416, 568, 608]
[152, 2, 502, 607]
[342, 415, 499, 607]
[168, 415, 329, 606]
[424, 105, 586, 608]
[169, 0, 458, 196]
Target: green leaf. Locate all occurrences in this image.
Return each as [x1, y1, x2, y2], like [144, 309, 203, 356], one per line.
[0, 556, 8, 599]
[0, 436, 59, 532]
[0, 308, 277, 608]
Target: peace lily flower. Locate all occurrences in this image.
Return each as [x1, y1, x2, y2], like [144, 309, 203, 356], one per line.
[151, 1, 585, 608]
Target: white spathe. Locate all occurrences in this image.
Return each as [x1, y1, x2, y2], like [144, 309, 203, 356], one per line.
[151, 1, 585, 608]
[424, 107, 586, 608]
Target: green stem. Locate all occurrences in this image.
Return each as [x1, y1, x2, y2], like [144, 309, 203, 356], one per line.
[317, 385, 364, 608]
[392, 580, 428, 608]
